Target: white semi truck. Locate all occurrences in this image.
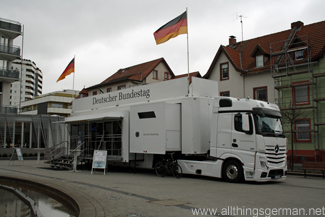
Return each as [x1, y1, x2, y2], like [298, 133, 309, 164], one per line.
[66, 77, 287, 182]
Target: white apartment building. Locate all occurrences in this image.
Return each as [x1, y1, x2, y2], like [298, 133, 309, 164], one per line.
[0, 17, 22, 113]
[10, 59, 43, 106]
[20, 89, 79, 117]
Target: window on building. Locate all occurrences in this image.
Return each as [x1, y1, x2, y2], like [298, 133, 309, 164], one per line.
[107, 88, 112, 92]
[220, 91, 230, 97]
[293, 82, 309, 105]
[295, 119, 311, 142]
[118, 85, 126, 90]
[253, 86, 267, 102]
[93, 91, 97, 95]
[164, 72, 169, 81]
[52, 103, 63, 108]
[153, 70, 158, 79]
[220, 63, 229, 80]
[295, 50, 304, 60]
[256, 55, 264, 67]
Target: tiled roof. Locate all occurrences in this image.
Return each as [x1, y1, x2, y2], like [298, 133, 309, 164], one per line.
[101, 57, 174, 84]
[75, 88, 88, 99]
[86, 57, 174, 90]
[172, 71, 201, 83]
[204, 20, 325, 78]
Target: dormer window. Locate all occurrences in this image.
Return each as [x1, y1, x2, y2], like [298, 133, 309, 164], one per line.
[295, 50, 304, 60]
[256, 55, 264, 68]
[251, 44, 268, 68]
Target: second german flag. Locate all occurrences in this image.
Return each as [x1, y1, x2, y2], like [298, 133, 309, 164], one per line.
[154, 11, 187, 45]
[57, 58, 75, 82]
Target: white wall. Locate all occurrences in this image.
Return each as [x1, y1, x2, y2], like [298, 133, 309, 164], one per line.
[145, 62, 173, 83]
[208, 52, 244, 98]
[245, 72, 277, 103]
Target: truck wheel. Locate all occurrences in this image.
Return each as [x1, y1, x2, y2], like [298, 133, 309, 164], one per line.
[223, 160, 243, 183]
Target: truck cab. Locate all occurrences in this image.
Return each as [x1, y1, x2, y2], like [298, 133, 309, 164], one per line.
[210, 97, 287, 182]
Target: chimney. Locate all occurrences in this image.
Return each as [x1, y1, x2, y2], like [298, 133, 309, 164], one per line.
[229, 35, 236, 45]
[291, 21, 304, 29]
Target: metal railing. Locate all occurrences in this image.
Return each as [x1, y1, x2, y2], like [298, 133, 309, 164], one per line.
[0, 44, 20, 56]
[0, 18, 22, 32]
[81, 140, 122, 158]
[45, 141, 68, 161]
[0, 68, 19, 79]
[0, 106, 18, 114]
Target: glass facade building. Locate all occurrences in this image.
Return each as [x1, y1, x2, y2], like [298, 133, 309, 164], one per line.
[0, 114, 67, 149]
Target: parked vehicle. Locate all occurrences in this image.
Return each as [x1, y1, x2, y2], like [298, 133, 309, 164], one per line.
[66, 77, 287, 182]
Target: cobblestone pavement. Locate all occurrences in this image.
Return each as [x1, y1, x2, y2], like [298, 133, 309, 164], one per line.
[0, 160, 324, 217]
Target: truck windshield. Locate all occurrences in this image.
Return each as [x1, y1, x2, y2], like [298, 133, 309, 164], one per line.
[254, 115, 285, 137]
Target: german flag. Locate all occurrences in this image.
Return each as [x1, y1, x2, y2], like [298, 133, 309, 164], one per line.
[154, 11, 187, 45]
[57, 58, 75, 82]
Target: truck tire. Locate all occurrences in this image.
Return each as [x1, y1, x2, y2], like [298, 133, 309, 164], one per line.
[223, 160, 243, 183]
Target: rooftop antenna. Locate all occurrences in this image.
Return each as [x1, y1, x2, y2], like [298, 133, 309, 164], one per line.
[236, 13, 246, 42]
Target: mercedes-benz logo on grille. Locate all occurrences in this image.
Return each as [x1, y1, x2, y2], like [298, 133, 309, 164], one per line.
[275, 145, 280, 154]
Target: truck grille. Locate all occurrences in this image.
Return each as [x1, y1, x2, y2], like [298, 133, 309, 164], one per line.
[265, 144, 286, 164]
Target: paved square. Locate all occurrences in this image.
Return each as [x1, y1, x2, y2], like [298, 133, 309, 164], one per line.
[0, 160, 324, 217]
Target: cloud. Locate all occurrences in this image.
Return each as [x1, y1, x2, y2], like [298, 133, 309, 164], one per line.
[1, 0, 324, 94]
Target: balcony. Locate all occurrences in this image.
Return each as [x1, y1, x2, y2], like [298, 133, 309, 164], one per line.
[0, 106, 17, 114]
[0, 44, 21, 60]
[24, 95, 33, 101]
[0, 18, 22, 39]
[47, 107, 72, 115]
[26, 71, 35, 79]
[25, 88, 34, 95]
[25, 82, 34, 89]
[0, 68, 19, 82]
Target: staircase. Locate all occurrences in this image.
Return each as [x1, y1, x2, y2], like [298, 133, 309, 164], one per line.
[45, 142, 85, 170]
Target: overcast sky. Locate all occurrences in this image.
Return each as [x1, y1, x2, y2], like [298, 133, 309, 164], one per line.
[2, 0, 324, 94]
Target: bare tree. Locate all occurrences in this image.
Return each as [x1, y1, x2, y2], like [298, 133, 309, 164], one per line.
[279, 101, 307, 171]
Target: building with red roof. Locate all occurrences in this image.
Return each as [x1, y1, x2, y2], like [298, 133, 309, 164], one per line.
[204, 20, 325, 163]
[86, 58, 175, 96]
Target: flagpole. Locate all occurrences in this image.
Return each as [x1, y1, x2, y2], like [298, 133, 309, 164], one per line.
[73, 55, 75, 90]
[186, 7, 190, 95]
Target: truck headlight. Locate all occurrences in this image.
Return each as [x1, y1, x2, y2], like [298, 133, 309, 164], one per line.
[260, 161, 268, 169]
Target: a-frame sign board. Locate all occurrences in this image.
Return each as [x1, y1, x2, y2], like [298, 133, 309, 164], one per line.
[91, 150, 107, 175]
[9, 148, 24, 165]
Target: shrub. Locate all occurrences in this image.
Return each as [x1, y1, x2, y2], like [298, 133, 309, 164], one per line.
[3, 154, 8, 158]
[23, 153, 28, 157]
[28, 153, 34, 157]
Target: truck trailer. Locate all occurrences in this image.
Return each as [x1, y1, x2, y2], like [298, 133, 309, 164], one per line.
[65, 77, 287, 182]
